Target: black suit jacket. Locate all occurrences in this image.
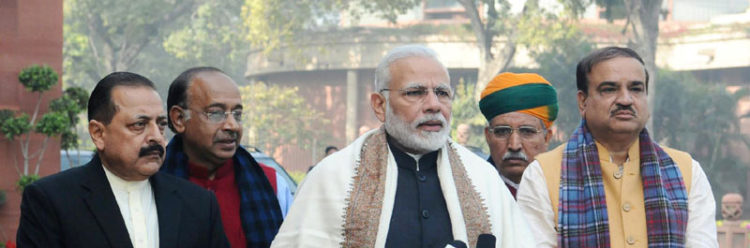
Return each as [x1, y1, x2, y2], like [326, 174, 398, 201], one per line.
[16, 155, 229, 248]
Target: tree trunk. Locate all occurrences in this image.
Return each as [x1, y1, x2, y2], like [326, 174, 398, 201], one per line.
[475, 48, 515, 101]
[83, 0, 197, 81]
[623, 0, 662, 131]
[456, 0, 520, 101]
[33, 136, 50, 175]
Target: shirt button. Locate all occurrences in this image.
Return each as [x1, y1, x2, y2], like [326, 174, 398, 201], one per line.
[623, 203, 631, 212]
[418, 174, 426, 182]
[613, 170, 623, 179]
[421, 209, 430, 219]
[626, 236, 635, 245]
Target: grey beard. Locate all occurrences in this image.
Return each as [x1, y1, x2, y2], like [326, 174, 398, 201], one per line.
[384, 102, 450, 154]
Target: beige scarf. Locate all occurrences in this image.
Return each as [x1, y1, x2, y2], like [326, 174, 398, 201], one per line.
[340, 128, 492, 247]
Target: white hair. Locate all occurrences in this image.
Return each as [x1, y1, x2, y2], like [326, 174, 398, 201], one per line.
[373, 44, 449, 92]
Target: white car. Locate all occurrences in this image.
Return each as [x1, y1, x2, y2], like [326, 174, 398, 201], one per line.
[60, 150, 95, 171]
[248, 147, 298, 196]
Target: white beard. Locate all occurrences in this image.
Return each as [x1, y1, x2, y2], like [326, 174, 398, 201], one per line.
[384, 102, 450, 154]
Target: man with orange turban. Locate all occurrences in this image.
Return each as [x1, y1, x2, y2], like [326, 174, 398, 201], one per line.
[479, 72, 557, 198]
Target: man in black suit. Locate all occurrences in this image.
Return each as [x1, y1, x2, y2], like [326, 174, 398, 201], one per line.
[16, 72, 229, 248]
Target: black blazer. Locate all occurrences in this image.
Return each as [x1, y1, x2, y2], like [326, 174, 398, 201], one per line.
[16, 155, 229, 248]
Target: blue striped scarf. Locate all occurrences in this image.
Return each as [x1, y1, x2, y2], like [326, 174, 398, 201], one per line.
[558, 121, 688, 247]
[162, 135, 283, 248]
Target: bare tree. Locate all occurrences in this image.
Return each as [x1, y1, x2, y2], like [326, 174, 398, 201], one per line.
[622, 0, 662, 129]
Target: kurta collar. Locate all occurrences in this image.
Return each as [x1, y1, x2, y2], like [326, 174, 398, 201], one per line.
[187, 159, 234, 180]
[594, 137, 641, 166]
[500, 174, 519, 190]
[385, 133, 439, 171]
[102, 163, 150, 192]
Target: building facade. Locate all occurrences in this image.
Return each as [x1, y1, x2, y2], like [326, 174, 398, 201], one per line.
[0, 0, 63, 243]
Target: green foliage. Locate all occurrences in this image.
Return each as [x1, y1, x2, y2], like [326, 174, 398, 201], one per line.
[35, 112, 70, 136]
[64, 87, 89, 110]
[517, 9, 587, 53]
[652, 70, 748, 201]
[63, 0, 200, 88]
[51, 87, 89, 154]
[0, 190, 6, 206]
[50, 96, 81, 116]
[60, 129, 79, 151]
[240, 0, 422, 54]
[510, 23, 596, 145]
[239, 82, 330, 152]
[346, 0, 422, 23]
[0, 110, 14, 124]
[242, 0, 325, 53]
[62, 15, 95, 86]
[1, 65, 86, 180]
[164, 1, 244, 60]
[450, 8, 596, 150]
[16, 174, 40, 191]
[162, 1, 249, 81]
[594, 0, 626, 22]
[18, 65, 58, 92]
[1, 114, 31, 140]
[56, 89, 90, 165]
[51, 87, 89, 124]
[450, 78, 489, 152]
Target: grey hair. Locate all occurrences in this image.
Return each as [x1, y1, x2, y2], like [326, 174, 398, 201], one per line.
[373, 44, 449, 92]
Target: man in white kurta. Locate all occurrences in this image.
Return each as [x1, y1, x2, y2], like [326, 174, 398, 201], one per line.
[518, 144, 718, 247]
[516, 46, 718, 248]
[272, 45, 533, 248]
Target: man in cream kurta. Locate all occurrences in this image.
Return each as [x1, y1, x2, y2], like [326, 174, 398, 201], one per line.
[272, 45, 533, 248]
[516, 46, 718, 248]
[519, 141, 718, 248]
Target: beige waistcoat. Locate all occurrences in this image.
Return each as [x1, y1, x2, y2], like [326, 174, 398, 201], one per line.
[536, 139, 692, 248]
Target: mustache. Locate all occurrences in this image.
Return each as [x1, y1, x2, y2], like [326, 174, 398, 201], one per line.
[213, 131, 239, 142]
[502, 150, 528, 161]
[138, 144, 164, 158]
[610, 104, 636, 116]
[411, 113, 447, 129]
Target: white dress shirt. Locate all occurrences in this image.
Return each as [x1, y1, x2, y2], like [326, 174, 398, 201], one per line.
[499, 174, 519, 192]
[103, 166, 160, 248]
[517, 159, 718, 248]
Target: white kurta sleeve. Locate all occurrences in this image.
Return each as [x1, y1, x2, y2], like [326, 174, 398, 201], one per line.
[516, 160, 557, 248]
[686, 160, 718, 248]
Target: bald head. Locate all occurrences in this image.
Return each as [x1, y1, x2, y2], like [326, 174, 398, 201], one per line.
[167, 67, 244, 168]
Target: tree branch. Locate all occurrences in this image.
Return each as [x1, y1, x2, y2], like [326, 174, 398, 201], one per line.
[485, 0, 498, 49]
[13, 142, 21, 177]
[33, 136, 50, 175]
[29, 92, 43, 126]
[86, 12, 116, 72]
[118, 0, 197, 71]
[457, 0, 489, 60]
[86, 35, 105, 78]
[19, 139, 28, 175]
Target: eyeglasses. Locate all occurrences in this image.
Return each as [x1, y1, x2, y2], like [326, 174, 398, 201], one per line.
[189, 109, 243, 123]
[488, 125, 546, 140]
[379, 86, 454, 103]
